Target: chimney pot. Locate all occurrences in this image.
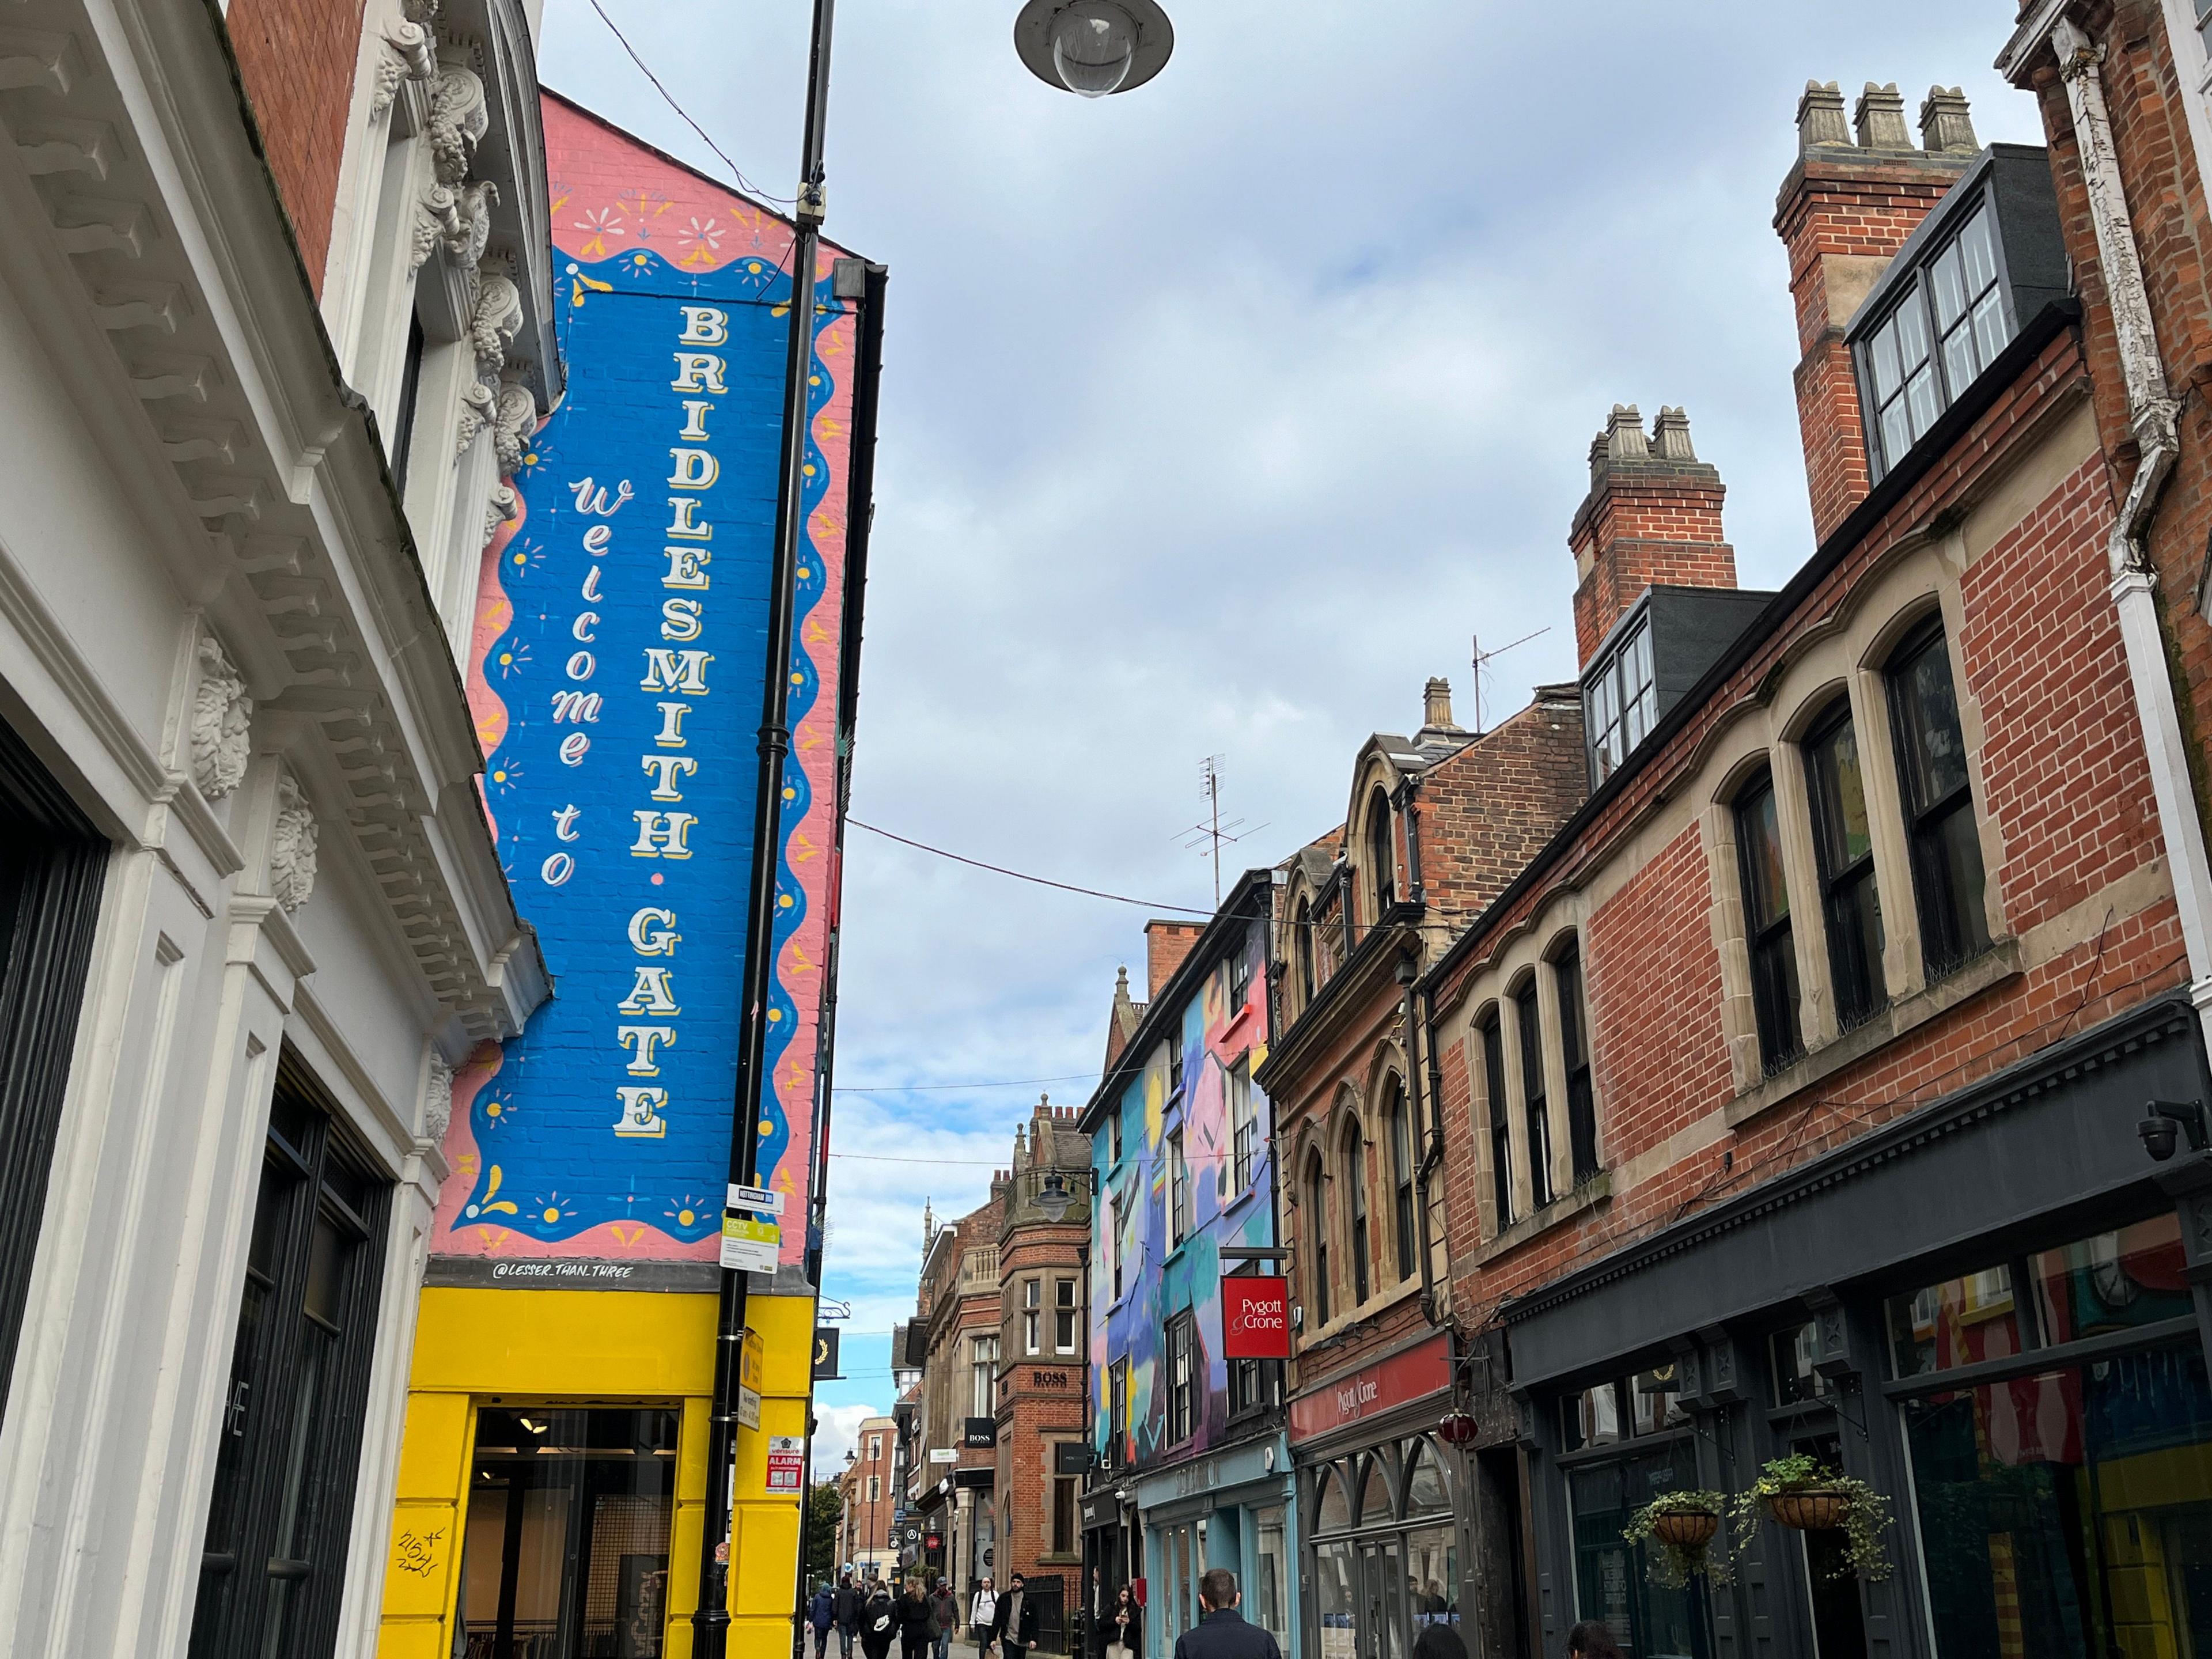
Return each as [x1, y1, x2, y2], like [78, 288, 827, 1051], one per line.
[1853, 81, 1913, 151]
[1796, 79, 1850, 151]
[1650, 406, 1697, 462]
[1423, 676, 1456, 732]
[1919, 85, 1978, 154]
[1605, 404, 1647, 462]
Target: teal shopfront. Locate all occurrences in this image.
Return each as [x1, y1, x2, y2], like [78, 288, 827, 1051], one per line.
[1135, 1432, 1298, 1657]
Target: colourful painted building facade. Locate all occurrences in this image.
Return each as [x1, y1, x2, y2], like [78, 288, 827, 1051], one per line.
[377, 93, 882, 1658]
[1080, 873, 1297, 1656]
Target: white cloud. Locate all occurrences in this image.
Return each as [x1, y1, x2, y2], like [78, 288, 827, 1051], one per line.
[540, 0, 2053, 1330]
[814, 1400, 887, 1479]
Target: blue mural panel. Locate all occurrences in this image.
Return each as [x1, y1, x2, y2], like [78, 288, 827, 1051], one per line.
[433, 243, 846, 1262]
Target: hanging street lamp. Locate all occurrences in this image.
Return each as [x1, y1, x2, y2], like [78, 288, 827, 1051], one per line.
[1013, 0, 1175, 97]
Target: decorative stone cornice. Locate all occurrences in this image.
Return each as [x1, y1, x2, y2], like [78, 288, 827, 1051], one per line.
[0, 0, 549, 1039]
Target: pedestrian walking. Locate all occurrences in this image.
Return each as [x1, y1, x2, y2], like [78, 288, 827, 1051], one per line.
[928, 1578, 959, 1659]
[809, 1580, 836, 1659]
[969, 1576, 998, 1649]
[992, 1571, 1041, 1658]
[897, 1578, 934, 1659]
[1171, 1568, 1281, 1659]
[837, 1574, 863, 1659]
[1568, 1623, 1626, 1659]
[1105, 1585, 1141, 1659]
[861, 1582, 899, 1659]
[1412, 1619, 1468, 1659]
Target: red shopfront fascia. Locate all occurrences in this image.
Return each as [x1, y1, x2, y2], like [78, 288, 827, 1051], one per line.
[1287, 1330, 1452, 1445]
[1222, 1275, 1291, 1360]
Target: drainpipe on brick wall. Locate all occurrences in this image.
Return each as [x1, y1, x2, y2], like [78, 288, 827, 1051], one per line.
[2041, 16, 2212, 1041]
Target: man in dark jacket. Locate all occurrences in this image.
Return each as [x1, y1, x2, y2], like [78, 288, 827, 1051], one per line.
[835, 1575, 863, 1658]
[991, 1571, 1043, 1657]
[1173, 1569, 1282, 1659]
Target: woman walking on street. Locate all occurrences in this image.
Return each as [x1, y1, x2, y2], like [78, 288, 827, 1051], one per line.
[1105, 1585, 1141, 1659]
[897, 1578, 935, 1659]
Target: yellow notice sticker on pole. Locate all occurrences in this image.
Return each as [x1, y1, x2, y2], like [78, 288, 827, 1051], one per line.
[737, 1327, 765, 1430]
[721, 1213, 779, 1274]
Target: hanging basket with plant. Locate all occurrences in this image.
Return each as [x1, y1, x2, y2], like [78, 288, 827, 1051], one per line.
[1622, 1491, 1731, 1588]
[1728, 1455, 1895, 1582]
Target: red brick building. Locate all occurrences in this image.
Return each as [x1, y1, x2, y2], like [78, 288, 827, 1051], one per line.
[912, 1202, 1005, 1598]
[1420, 74, 2211, 1659]
[993, 1099, 1093, 1650]
[838, 1414, 899, 1577]
[1257, 675, 1588, 1659]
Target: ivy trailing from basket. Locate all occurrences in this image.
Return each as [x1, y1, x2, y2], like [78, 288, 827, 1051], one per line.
[1622, 1491, 1732, 1588]
[1728, 1455, 1895, 1582]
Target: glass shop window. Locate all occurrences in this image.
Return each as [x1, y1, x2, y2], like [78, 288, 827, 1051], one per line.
[1254, 1506, 1291, 1652]
[1887, 1263, 2018, 1379]
[2028, 1213, 2191, 1346]
[456, 1406, 681, 1659]
[1901, 1343, 2212, 1659]
[1770, 1323, 1832, 1406]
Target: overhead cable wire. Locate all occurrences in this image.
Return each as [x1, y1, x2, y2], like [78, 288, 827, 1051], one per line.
[585, 0, 796, 203]
[848, 819, 1212, 915]
[832, 1071, 1097, 1095]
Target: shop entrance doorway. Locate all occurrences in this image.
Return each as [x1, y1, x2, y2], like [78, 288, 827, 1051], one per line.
[457, 1406, 680, 1658]
[1358, 1539, 1406, 1659]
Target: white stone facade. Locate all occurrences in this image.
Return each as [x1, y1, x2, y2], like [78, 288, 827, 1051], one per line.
[0, 1, 553, 1655]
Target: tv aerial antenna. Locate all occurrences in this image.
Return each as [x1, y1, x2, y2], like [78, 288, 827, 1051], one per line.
[1179, 756, 1269, 909]
[1470, 627, 1551, 733]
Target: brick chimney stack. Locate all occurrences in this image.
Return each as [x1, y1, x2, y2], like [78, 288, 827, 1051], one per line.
[1145, 920, 1205, 998]
[1568, 404, 1735, 666]
[1775, 81, 1980, 543]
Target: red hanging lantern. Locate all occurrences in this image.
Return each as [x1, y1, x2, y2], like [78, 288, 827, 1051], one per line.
[1436, 1411, 1479, 1447]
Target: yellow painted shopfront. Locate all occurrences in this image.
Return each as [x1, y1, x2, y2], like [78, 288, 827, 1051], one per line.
[377, 1287, 813, 1658]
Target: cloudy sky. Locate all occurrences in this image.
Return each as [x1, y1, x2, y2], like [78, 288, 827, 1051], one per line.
[537, 1, 2045, 1469]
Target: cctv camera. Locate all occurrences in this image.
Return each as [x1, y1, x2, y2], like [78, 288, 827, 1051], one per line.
[2139, 1115, 2180, 1162]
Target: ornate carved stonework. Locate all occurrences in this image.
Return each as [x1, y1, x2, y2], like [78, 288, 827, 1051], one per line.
[190, 632, 252, 798]
[270, 771, 319, 914]
[426, 66, 487, 185]
[491, 382, 537, 476]
[423, 1049, 456, 1145]
[454, 378, 497, 456]
[469, 273, 523, 378]
[371, 0, 440, 117]
[483, 484, 518, 544]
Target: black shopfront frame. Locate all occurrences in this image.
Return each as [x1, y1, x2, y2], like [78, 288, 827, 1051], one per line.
[0, 717, 108, 1431]
[190, 1052, 391, 1659]
[1502, 991, 2212, 1659]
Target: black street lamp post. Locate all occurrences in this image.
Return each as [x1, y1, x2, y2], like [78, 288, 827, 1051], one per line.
[691, 5, 1174, 1655]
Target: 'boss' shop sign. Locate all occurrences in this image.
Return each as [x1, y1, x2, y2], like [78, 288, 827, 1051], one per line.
[1222, 1275, 1291, 1360]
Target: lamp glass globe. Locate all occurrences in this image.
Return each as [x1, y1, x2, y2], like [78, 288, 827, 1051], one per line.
[1051, 2, 1138, 97]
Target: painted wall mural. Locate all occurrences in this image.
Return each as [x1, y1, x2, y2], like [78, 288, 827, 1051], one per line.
[431, 94, 859, 1268]
[1090, 925, 1275, 1467]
